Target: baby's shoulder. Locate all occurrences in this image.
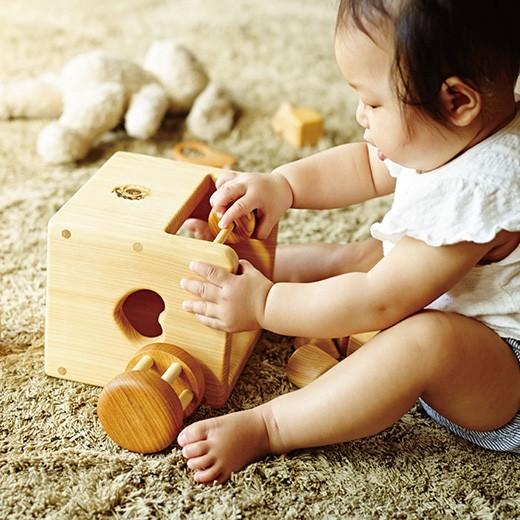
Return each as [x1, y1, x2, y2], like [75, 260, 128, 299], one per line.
[463, 120, 520, 186]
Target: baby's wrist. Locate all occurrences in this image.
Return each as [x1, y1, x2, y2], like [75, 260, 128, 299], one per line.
[257, 280, 275, 330]
[271, 168, 295, 210]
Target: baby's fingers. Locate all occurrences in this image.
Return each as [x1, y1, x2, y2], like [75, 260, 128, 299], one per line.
[218, 195, 258, 230]
[188, 261, 231, 286]
[210, 181, 246, 215]
[180, 278, 220, 302]
[214, 171, 239, 189]
[181, 298, 227, 331]
[181, 299, 219, 318]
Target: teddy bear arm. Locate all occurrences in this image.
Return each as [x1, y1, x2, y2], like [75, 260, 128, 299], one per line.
[60, 82, 125, 135]
[125, 83, 169, 140]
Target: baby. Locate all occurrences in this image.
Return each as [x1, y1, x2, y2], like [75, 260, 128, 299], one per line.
[178, 0, 520, 484]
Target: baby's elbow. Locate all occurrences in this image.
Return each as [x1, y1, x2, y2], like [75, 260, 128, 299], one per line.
[368, 285, 418, 330]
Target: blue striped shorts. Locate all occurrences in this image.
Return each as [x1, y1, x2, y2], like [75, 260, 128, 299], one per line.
[419, 337, 520, 453]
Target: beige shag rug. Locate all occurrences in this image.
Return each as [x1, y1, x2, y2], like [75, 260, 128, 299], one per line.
[1, 1, 519, 518]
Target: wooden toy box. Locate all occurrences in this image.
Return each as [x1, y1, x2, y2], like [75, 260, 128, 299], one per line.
[44, 152, 277, 407]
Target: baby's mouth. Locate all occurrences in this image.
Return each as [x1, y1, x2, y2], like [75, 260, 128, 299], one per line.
[364, 134, 386, 161]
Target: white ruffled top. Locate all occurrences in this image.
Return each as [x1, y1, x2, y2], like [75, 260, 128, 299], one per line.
[370, 103, 520, 340]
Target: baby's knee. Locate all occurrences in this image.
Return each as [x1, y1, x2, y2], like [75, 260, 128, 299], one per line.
[387, 310, 458, 362]
[401, 310, 453, 336]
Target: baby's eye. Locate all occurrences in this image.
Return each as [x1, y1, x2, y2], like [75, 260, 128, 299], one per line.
[360, 98, 380, 110]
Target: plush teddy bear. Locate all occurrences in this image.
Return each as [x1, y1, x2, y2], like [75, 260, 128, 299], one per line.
[0, 40, 235, 163]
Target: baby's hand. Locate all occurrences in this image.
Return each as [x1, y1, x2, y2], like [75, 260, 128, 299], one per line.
[180, 259, 273, 332]
[210, 170, 293, 239]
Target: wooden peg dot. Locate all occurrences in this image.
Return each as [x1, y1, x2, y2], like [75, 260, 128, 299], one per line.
[161, 362, 182, 385]
[179, 389, 194, 410]
[132, 354, 154, 372]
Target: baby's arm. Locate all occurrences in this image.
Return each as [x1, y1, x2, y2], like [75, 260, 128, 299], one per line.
[213, 143, 394, 238]
[262, 237, 493, 338]
[275, 143, 395, 209]
[182, 234, 499, 335]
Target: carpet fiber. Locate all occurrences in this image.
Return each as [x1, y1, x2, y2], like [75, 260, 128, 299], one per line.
[1, 1, 519, 518]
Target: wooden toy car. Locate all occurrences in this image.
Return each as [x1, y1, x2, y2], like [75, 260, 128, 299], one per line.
[44, 151, 277, 452]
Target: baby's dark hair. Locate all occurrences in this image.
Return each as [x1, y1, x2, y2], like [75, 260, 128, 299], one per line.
[336, 0, 520, 123]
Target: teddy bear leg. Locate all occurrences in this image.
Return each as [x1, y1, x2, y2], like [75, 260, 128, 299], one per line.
[37, 82, 125, 164]
[125, 83, 169, 140]
[0, 74, 62, 120]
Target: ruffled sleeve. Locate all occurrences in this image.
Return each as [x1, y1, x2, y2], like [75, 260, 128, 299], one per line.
[373, 108, 520, 248]
[371, 170, 520, 248]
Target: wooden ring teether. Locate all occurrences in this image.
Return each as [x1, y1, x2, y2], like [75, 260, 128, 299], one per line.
[173, 140, 236, 168]
[207, 209, 255, 244]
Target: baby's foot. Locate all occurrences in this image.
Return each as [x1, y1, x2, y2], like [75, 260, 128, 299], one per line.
[177, 405, 274, 484]
[178, 218, 214, 241]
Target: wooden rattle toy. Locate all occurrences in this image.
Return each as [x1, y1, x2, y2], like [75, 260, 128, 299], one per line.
[173, 140, 236, 168]
[45, 151, 277, 452]
[97, 342, 205, 453]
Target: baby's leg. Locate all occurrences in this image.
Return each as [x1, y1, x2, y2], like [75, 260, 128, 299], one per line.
[178, 311, 520, 484]
[273, 238, 382, 283]
[178, 218, 214, 241]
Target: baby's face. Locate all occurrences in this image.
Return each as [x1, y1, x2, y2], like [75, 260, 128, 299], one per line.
[335, 25, 457, 171]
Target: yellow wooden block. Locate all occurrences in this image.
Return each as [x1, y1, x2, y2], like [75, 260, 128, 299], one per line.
[271, 102, 323, 147]
[44, 151, 277, 407]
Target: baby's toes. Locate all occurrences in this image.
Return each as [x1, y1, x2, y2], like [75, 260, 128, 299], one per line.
[177, 420, 211, 447]
[181, 440, 209, 459]
[193, 465, 222, 485]
[187, 453, 215, 471]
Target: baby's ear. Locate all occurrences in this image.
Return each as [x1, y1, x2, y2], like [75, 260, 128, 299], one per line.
[439, 76, 481, 127]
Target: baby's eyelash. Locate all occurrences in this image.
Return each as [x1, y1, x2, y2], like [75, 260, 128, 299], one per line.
[360, 99, 380, 109]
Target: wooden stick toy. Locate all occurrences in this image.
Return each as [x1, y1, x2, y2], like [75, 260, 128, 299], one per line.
[208, 208, 255, 245]
[45, 151, 277, 453]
